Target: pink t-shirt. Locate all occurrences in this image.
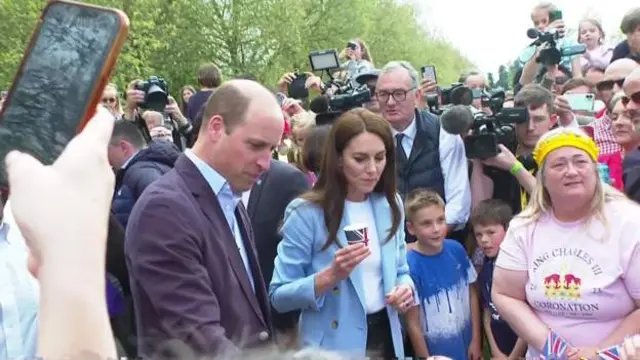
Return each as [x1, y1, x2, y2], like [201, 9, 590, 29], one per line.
[496, 200, 640, 356]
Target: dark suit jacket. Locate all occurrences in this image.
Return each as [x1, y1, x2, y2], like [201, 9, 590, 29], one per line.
[125, 154, 272, 358]
[623, 148, 640, 203]
[247, 160, 309, 331]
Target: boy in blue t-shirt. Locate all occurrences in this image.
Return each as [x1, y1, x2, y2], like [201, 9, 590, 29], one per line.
[404, 189, 482, 360]
[470, 199, 526, 359]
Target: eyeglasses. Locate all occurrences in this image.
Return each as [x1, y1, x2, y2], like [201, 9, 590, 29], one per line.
[375, 87, 415, 103]
[101, 97, 117, 104]
[622, 91, 640, 107]
[596, 78, 625, 92]
[555, 76, 569, 86]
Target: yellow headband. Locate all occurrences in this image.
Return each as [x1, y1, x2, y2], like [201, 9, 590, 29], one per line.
[532, 132, 599, 166]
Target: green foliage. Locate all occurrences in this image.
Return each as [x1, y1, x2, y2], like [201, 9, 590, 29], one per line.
[0, 0, 473, 98]
[486, 72, 496, 89]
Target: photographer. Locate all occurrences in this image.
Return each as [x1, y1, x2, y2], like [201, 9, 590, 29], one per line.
[124, 78, 194, 150]
[471, 85, 562, 213]
[517, 3, 582, 91]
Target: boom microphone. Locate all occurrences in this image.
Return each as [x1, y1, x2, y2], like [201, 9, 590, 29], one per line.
[440, 105, 475, 135]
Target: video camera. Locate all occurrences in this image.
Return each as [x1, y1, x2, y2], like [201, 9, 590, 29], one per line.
[135, 76, 169, 112]
[308, 49, 371, 114]
[526, 28, 586, 66]
[465, 99, 529, 159]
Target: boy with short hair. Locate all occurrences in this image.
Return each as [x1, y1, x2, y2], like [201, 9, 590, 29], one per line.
[470, 199, 526, 359]
[404, 189, 482, 360]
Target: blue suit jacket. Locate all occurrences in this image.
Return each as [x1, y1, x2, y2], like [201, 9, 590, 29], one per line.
[269, 193, 415, 358]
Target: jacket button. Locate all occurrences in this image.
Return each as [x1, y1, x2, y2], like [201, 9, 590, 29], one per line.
[258, 331, 269, 341]
[331, 320, 338, 329]
[332, 286, 339, 294]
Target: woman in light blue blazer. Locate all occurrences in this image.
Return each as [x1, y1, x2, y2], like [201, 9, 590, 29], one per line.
[269, 108, 417, 359]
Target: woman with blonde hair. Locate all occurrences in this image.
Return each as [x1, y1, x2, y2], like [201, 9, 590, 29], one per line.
[492, 127, 640, 359]
[288, 111, 317, 185]
[101, 83, 123, 119]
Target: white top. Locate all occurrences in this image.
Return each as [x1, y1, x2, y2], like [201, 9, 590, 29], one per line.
[391, 118, 471, 229]
[345, 199, 385, 313]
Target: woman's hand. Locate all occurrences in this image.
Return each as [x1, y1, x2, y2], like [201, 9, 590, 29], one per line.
[385, 284, 414, 313]
[623, 335, 640, 360]
[329, 243, 370, 281]
[305, 75, 323, 92]
[566, 347, 598, 360]
[277, 72, 297, 93]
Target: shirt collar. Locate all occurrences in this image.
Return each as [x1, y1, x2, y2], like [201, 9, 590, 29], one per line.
[0, 220, 10, 243]
[184, 149, 240, 200]
[391, 116, 417, 140]
[122, 150, 140, 169]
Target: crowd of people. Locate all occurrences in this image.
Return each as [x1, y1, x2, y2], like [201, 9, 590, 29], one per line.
[3, 1, 640, 360]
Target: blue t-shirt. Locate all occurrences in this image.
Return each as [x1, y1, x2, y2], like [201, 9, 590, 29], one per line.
[407, 240, 477, 360]
[478, 257, 518, 355]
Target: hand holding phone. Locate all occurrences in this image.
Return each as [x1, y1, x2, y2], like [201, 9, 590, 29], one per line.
[0, 0, 129, 188]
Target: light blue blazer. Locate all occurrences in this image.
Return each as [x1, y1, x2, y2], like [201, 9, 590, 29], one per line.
[269, 193, 416, 358]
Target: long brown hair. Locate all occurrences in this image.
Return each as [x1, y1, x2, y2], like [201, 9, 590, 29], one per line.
[301, 108, 401, 250]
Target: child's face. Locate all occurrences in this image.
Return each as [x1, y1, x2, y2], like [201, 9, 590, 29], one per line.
[407, 205, 447, 248]
[473, 223, 506, 258]
[531, 9, 550, 31]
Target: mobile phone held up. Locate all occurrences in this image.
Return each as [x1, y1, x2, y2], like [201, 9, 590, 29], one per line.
[0, 0, 129, 189]
[421, 65, 438, 95]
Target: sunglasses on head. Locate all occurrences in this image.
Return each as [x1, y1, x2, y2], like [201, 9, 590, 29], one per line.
[597, 78, 625, 92]
[621, 91, 640, 107]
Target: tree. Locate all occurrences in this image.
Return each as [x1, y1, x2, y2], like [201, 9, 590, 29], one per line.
[496, 65, 511, 90]
[487, 72, 496, 89]
[0, 0, 473, 98]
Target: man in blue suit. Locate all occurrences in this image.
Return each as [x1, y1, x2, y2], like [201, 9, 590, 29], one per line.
[125, 79, 284, 358]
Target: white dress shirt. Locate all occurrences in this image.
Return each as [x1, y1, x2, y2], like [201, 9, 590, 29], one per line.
[392, 118, 471, 227]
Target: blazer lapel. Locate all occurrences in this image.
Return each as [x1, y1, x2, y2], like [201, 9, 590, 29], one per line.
[175, 155, 267, 326]
[370, 194, 398, 295]
[336, 212, 367, 311]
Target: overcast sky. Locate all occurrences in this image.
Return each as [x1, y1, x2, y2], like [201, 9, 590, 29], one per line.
[414, 0, 636, 75]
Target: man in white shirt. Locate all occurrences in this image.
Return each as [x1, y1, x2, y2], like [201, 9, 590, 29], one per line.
[0, 194, 39, 360]
[376, 61, 472, 241]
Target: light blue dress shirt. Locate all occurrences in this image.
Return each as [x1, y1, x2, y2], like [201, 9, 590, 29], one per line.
[0, 218, 39, 360]
[183, 149, 255, 292]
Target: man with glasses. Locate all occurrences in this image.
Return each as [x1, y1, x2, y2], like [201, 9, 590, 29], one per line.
[622, 68, 640, 203]
[376, 61, 471, 242]
[593, 59, 639, 155]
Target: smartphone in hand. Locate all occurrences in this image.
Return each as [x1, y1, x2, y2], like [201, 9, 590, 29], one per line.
[0, 0, 129, 188]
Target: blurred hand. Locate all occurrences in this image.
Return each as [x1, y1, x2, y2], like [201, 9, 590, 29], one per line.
[165, 96, 187, 125]
[385, 285, 414, 313]
[566, 347, 598, 360]
[125, 88, 144, 109]
[419, 78, 438, 95]
[482, 144, 518, 172]
[554, 95, 575, 126]
[282, 98, 304, 117]
[549, 19, 566, 37]
[468, 340, 482, 360]
[330, 243, 370, 281]
[623, 335, 640, 360]
[6, 106, 115, 275]
[277, 72, 297, 93]
[305, 75, 323, 92]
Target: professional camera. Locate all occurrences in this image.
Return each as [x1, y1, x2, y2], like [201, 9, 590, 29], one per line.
[526, 28, 586, 66]
[135, 76, 169, 111]
[465, 106, 529, 159]
[426, 83, 473, 114]
[306, 48, 372, 122]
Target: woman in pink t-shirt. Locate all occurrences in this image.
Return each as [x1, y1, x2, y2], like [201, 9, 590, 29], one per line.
[492, 127, 640, 359]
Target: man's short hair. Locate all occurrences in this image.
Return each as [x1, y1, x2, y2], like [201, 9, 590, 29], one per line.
[458, 70, 482, 84]
[197, 63, 222, 88]
[562, 78, 595, 94]
[234, 73, 257, 81]
[201, 82, 251, 134]
[620, 7, 640, 35]
[110, 119, 147, 148]
[514, 84, 556, 114]
[380, 61, 419, 88]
